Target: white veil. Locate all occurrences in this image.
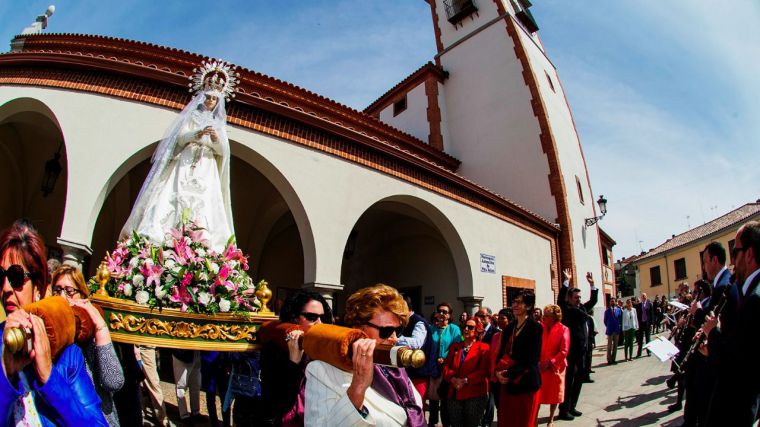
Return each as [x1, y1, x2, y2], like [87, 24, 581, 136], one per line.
[120, 89, 234, 242]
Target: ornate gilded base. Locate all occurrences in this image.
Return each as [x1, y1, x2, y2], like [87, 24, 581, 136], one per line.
[91, 294, 276, 352]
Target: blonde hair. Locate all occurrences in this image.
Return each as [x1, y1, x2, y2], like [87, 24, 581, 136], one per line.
[51, 264, 89, 298]
[344, 284, 409, 328]
[543, 304, 562, 322]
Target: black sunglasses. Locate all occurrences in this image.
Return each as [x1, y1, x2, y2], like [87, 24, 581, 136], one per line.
[53, 285, 83, 297]
[464, 325, 476, 331]
[436, 309, 450, 315]
[0, 265, 36, 289]
[300, 312, 329, 323]
[365, 321, 404, 339]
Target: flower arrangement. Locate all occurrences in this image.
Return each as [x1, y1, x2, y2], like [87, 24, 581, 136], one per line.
[91, 220, 263, 315]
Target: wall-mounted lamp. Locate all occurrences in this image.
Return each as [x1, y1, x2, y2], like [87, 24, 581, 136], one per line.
[584, 195, 608, 227]
[41, 144, 63, 197]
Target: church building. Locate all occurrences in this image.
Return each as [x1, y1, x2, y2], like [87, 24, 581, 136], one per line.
[0, 1, 614, 327]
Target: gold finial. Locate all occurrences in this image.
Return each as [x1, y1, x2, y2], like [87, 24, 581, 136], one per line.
[95, 259, 111, 296]
[3, 327, 31, 354]
[255, 280, 273, 314]
[397, 347, 426, 368]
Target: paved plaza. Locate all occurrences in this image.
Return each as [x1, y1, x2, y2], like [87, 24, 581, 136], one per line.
[535, 342, 684, 427]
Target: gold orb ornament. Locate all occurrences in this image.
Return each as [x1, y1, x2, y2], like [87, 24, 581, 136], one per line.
[95, 259, 111, 296]
[255, 280, 273, 314]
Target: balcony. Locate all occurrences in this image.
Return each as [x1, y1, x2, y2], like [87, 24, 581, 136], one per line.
[443, 0, 478, 25]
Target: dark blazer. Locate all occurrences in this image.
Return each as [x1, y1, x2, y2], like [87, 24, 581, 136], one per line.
[494, 317, 543, 394]
[706, 271, 760, 426]
[442, 341, 490, 400]
[558, 283, 598, 362]
[481, 323, 500, 345]
[634, 300, 654, 325]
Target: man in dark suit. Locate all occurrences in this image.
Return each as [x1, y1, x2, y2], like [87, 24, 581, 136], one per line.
[557, 268, 599, 421]
[635, 292, 654, 357]
[475, 306, 500, 427]
[704, 221, 760, 426]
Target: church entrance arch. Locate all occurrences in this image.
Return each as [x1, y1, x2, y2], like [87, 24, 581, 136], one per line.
[89, 140, 314, 312]
[337, 195, 471, 319]
[0, 97, 67, 259]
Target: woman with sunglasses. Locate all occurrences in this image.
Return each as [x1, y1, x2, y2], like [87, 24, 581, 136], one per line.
[260, 290, 333, 426]
[428, 302, 462, 426]
[493, 290, 542, 427]
[441, 316, 490, 427]
[51, 265, 124, 426]
[0, 220, 107, 425]
[305, 284, 425, 426]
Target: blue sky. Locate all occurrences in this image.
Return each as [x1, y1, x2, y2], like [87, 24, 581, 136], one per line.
[2, 1, 758, 259]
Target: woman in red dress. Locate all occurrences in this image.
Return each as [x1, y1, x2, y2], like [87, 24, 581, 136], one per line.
[538, 304, 570, 427]
[493, 290, 543, 427]
[442, 317, 490, 427]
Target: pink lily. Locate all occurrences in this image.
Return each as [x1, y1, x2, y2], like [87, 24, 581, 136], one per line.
[140, 260, 164, 289]
[223, 244, 249, 270]
[170, 272, 194, 312]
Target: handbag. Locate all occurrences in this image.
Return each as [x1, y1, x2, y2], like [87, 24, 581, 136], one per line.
[229, 354, 262, 399]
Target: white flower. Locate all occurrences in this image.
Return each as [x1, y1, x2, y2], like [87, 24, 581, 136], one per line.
[198, 292, 211, 306]
[171, 265, 182, 274]
[129, 257, 140, 268]
[219, 299, 231, 312]
[132, 274, 145, 287]
[199, 272, 209, 282]
[122, 283, 133, 297]
[165, 259, 176, 270]
[196, 248, 206, 257]
[209, 263, 219, 275]
[126, 238, 133, 246]
[228, 260, 239, 269]
[135, 290, 150, 305]
[155, 286, 168, 300]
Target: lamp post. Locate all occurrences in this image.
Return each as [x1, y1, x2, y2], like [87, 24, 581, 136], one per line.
[41, 145, 63, 197]
[584, 195, 608, 227]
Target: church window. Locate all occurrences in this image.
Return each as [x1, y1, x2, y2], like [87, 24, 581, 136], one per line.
[393, 95, 407, 117]
[545, 71, 555, 92]
[575, 176, 584, 204]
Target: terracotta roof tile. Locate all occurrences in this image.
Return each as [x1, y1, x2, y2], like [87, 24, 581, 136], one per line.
[635, 203, 760, 263]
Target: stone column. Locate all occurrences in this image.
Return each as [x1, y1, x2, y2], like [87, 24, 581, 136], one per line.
[57, 238, 92, 271]
[302, 282, 344, 309]
[457, 295, 484, 315]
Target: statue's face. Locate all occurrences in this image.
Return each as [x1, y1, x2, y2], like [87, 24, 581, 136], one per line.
[204, 94, 219, 111]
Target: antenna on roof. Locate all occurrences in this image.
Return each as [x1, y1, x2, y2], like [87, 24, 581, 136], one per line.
[20, 5, 55, 35]
[11, 5, 55, 52]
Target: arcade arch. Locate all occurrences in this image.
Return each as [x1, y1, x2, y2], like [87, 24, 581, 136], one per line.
[0, 97, 67, 258]
[337, 195, 471, 318]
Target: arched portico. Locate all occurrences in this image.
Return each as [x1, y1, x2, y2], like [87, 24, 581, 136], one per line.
[0, 97, 67, 260]
[88, 139, 316, 312]
[336, 195, 471, 318]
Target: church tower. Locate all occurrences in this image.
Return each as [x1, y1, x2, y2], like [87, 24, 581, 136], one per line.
[427, 0, 604, 294]
[367, 0, 607, 302]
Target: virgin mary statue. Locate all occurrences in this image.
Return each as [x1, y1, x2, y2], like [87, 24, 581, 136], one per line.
[121, 60, 239, 252]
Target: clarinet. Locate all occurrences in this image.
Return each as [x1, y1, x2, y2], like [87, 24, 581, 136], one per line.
[670, 288, 702, 342]
[676, 288, 729, 375]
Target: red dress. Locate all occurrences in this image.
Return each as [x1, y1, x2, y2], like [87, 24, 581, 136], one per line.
[538, 322, 570, 404]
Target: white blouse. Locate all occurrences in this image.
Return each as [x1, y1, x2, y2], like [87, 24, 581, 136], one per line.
[622, 307, 639, 331]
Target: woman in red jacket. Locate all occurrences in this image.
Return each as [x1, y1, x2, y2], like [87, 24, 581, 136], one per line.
[538, 304, 570, 427]
[442, 317, 490, 427]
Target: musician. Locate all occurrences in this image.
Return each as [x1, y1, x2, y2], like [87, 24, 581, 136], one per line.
[702, 242, 731, 309]
[556, 268, 598, 421]
[703, 221, 760, 426]
[680, 281, 712, 424]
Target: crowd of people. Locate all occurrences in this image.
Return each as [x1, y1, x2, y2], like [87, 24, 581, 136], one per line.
[2, 217, 758, 426]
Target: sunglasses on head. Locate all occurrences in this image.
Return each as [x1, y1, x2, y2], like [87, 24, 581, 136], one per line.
[53, 285, 82, 297]
[0, 265, 36, 289]
[300, 312, 329, 322]
[365, 321, 404, 339]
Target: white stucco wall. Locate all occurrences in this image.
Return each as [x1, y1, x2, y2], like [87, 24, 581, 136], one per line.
[377, 83, 430, 143]
[0, 86, 555, 312]
[436, 17, 558, 221]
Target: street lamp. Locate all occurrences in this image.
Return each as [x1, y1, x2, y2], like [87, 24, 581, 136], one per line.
[41, 145, 63, 197]
[584, 195, 608, 227]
